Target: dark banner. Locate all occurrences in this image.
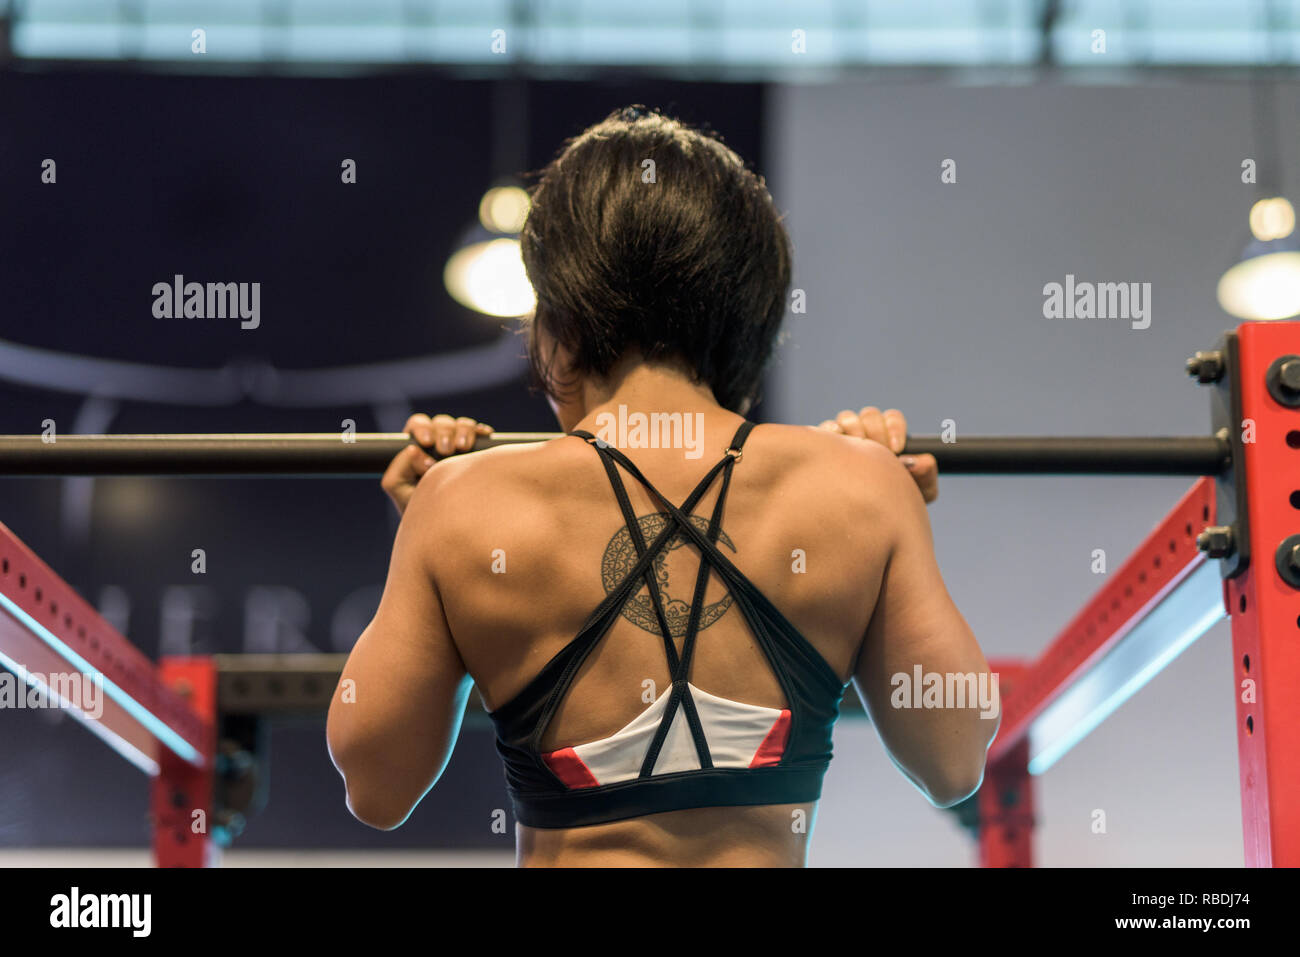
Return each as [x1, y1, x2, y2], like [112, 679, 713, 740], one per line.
[0, 70, 766, 850]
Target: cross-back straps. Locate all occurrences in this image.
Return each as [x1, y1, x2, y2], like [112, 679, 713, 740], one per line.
[559, 419, 756, 778]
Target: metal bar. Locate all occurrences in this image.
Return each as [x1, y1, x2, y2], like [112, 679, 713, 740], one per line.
[216, 653, 349, 716]
[0, 432, 1230, 476]
[904, 435, 1228, 474]
[0, 519, 210, 770]
[210, 652, 867, 720]
[987, 478, 1223, 768]
[1226, 320, 1300, 867]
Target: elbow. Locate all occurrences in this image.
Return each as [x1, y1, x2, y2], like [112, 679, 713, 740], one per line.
[327, 722, 414, 831]
[343, 786, 412, 831]
[926, 781, 980, 810]
[926, 709, 1000, 808]
[332, 742, 414, 829]
[923, 759, 988, 809]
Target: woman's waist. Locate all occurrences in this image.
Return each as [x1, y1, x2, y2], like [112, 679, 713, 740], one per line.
[516, 801, 815, 867]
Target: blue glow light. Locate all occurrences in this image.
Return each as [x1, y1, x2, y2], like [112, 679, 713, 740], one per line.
[1026, 558, 1226, 774]
[0, 646, 160, 774]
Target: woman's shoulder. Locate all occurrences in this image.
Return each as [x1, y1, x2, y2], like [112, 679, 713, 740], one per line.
[746, 422, 917, 517]
[751, 421, 908, 473]
[407, 424, 907, 531]
[403, 434, 590, 521]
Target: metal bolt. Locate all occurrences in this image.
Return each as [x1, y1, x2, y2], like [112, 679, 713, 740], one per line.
[1285, 542, 1300, 576]
[1278, 358, 1300, 394]
[1196, 526, 1234, 558]
[1186, 351, 1225, 384]
[1275, 535, 1300, 590]
[1267, 355, 1300, 408]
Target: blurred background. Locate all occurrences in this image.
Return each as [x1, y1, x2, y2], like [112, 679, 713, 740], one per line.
[0, 0, 1298, 866]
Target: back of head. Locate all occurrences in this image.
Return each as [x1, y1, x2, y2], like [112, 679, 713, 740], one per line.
[521, 106, 792, 414]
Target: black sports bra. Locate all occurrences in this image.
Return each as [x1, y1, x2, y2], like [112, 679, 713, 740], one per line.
[487, 420, 850, 829]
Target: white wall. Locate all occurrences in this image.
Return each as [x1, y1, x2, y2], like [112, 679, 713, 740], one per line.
[769, 79, 1299, 866]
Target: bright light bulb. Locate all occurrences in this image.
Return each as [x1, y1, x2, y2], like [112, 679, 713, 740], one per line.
[479, 186, 531, 234]
[443, 237, 537, 318]
[1249, 197, 1296, 242]
[1217, 251, 1300, 320]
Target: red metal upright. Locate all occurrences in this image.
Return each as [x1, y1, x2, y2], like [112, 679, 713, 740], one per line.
[151, 657, 218, 867]
[1225, 320, 1300, 867]
[978, 662, 1034, 867]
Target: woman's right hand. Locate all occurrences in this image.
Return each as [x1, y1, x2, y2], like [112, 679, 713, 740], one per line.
[818, 406, 938, 504]
[382, 413, 493, 515]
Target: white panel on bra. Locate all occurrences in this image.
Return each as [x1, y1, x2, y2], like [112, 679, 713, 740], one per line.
[557, 683, 789, 786]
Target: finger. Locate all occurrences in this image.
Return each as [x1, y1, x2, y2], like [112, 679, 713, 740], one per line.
[857, 406, 889, 448]
[453, 417, 478, 452]
[835, 409, 867, 439]
[404, 413, 436, 450]
[475, 422, 494, 434]
[881, 408, 908, 454]
[902, 454, 939, 503]
[381, 445, 431, 497]
[430, 413, 456, 456]
[817, 420, 840, 432]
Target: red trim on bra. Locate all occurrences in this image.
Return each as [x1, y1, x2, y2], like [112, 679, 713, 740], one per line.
[542, 747, 600, 789]
[749, 709, 792, 768]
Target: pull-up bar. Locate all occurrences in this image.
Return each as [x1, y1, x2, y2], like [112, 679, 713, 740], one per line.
[0, 432, 1231, 476]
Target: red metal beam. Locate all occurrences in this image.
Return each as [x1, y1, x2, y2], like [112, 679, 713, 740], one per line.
[0, 519, 208, 770]
[989, 477, 1218, 766]
[1226, 320, 1300, 867]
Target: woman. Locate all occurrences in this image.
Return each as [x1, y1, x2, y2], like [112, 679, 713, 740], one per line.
[326, 107, 997, 866]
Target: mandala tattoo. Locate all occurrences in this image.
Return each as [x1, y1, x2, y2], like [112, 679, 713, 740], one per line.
[601, 512, 736, 637]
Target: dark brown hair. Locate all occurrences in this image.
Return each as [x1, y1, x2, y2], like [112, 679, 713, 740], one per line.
[520, 106, 792, 413]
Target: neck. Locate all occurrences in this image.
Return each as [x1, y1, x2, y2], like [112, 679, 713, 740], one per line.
[576, 355, 725, 428]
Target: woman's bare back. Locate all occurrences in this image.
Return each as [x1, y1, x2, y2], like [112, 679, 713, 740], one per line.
[424, 418, 898, 866]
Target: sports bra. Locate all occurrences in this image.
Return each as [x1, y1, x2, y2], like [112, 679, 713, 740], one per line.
[487, 420, 851, 829]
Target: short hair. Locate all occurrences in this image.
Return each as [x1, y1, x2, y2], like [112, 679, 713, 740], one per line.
[520, 106, 792, 414]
